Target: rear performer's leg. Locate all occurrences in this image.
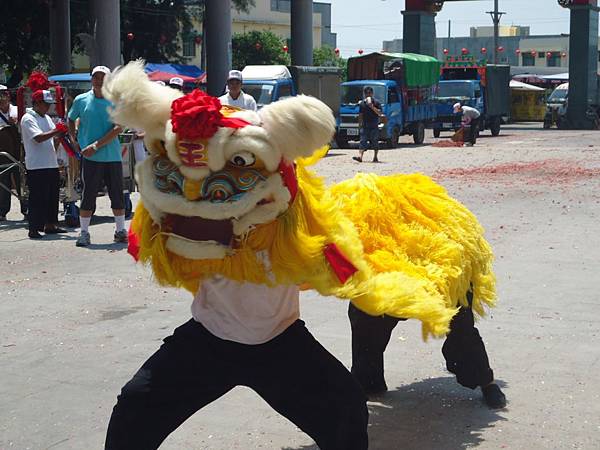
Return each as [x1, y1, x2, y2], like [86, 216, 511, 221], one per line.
[442, 292, 506, 409]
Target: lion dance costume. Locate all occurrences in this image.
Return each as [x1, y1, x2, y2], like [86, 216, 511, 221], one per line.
[103, 61, 503, 450]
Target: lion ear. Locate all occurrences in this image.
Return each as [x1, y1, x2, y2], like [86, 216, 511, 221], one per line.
[102, 59, 181, 143]
[259, 95, 335, 161]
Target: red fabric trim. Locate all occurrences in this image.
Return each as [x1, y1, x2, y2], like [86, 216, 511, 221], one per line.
[324, 243, 358, 284]
[127, 226, 140, 261]
[278, 160, 298, 203]
[218, 116, 250, 129]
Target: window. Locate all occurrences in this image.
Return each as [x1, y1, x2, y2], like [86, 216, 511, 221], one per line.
[538, 52, 545, 59]
[522, 54, 535, 66]
[388, 88, 399, 103]
[278, 83, 293, 99]
[183, 38, 196, 58]
[271, 0, 291, 12]
[547, 52, 561, 67]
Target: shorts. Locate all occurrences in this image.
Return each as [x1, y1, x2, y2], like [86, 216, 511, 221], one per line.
[80, 158, 124, 211]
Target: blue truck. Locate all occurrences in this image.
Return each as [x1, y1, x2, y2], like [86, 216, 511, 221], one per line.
[336, 52, 440, 148]
[432, 56, 511, 138]
[241, 65, 342, 112]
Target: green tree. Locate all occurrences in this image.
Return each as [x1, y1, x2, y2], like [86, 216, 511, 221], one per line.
[0, 0, 256, 86]
[232, 30, 290, 70]
[313, 45, 347, 80]
[0, 0, 51, 87]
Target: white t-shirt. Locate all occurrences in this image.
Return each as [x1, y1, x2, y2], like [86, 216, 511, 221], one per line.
[132, 129, 147, 163]
[20, 108, 58, 170]
[191, 275, 300, 345]
[219, 91, 257, 111]
[461, 105, 481, 120]
[0, 104, 18, 125]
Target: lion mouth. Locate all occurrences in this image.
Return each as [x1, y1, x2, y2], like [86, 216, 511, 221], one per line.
[162, 214, 233, 246]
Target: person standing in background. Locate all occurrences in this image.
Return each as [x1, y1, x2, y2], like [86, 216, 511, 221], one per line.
[68, 65, 126, 247]
[219, 70, 257, 111]
[20, 90, 66, 238]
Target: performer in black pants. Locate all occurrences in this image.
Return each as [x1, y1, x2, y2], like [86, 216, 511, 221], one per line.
[348, 291, 506, 409]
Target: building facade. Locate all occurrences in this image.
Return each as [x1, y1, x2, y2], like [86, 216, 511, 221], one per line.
[382, 26, 593, 70]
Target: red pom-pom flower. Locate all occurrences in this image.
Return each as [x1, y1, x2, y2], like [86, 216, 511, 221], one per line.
[26, 71, 51, 92]
[170, 89, 251, 141]
[171, 90, 223, 140]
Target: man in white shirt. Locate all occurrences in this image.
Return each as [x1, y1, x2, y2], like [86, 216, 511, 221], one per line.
[20, 90, 67, 238]
[0, 85, 18, 125]
[454, 102, 481, 146]
[219, 70, 257, 111]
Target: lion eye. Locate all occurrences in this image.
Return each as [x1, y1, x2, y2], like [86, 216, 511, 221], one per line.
[229, 152, 256, 167]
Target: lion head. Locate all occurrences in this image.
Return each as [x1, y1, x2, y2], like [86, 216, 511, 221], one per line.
[103, 61, 335, 261]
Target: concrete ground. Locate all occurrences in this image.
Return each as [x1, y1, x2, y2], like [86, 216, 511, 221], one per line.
[1, 123, 599, 449]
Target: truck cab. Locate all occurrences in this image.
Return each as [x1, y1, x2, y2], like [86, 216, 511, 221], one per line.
[337, 80, 406, 148]
[241, 65, 341, 113]
[241, 65, 297, 109]
[433, 56, 510, 137]
[433, 80, 483, 136]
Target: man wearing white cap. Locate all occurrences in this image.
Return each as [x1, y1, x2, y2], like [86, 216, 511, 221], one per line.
[20, 90, 67, 238]
[68, 65, 127, 247]
[219, 70, 257, 111]
[453, 102, 481, 146]
[168, 77, 184, 91]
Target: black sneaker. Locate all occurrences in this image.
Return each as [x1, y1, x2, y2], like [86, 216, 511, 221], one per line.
[482, 383, 507, 409]
[28, 231, 43, 239]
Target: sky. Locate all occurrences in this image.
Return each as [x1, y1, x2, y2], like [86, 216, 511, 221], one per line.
[325, 0, 572, 57]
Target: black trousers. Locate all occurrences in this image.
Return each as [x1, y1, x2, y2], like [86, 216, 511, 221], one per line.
[105, 319, 368, 450]
[81, 159, 124, 211]
[468, 117, 480, 144]
[348, 292, 494, 392]
[26, 168, 59, 232]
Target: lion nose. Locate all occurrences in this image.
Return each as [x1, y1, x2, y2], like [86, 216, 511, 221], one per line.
[183, 178, 202, 201]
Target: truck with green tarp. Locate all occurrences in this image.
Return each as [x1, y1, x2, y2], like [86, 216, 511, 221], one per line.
[336, 52, 441, 148]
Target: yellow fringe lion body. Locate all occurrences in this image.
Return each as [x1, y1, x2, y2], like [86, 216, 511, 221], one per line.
[132, 156, 496, 340]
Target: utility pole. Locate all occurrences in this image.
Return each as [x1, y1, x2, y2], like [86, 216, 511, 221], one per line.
[487, 0, 506, 64]
[447, 20, 451, 55]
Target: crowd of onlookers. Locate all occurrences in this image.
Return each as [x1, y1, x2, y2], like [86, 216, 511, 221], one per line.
[0, 65, 258, 243]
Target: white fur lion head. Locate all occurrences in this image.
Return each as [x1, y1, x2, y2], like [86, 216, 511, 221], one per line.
[103, 60, 335, 259]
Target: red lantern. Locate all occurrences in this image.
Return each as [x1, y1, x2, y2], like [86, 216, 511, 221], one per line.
[515, 48, 521, 54]
[194, 36, 202, 45]
[481, 47, 487, 54]
[561, 52, 567, 58]
[443, 48, 449, 55]
[255, 42, 262, 51]
[546, 51, 553, 59]
[126, 32, 134, 41]
[497, 46, 504, 53]
[461, 48, 469, 55]
[530, 49, 536, 56]
[334, 48, 340, 55]
[358, 49, 364, 55]
[283, 45, 288, 53]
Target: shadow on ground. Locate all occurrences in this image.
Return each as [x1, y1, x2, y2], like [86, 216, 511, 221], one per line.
[283, 376, 506, 450]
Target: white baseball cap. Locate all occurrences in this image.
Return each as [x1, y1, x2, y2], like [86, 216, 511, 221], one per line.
[0, 84, 7, 91]
[453, 102, 462, 112]
[92, 65, 111, 76]
[227, 70, 243, 82]
[32, 89, 56, 104]
[169, 77, 184, 87]
[154, 80, 166, 86]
